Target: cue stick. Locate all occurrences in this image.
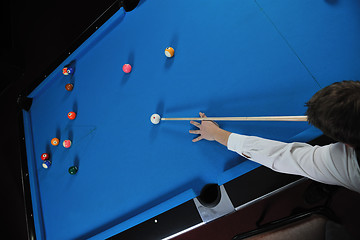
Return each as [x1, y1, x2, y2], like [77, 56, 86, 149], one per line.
[161, 116, 308, 122]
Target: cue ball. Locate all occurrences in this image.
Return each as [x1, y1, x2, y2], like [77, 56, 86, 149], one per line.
[150, 114, 161, 124]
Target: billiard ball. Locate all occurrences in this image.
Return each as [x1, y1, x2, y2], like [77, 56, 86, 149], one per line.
[63, 140, 72, 148]
[51, 138, 60, 146]
[150, 114, 161, 124]
[41, 153, 49, 161]
[68, 111, 76, 120]
[62, 67, 74, 75]
[165, 47, 174, 58]
[122, 64, 132, 73]
[65, 83, 74, 91]
[68, 166, 78, 175]
[42, 160, 51, 169]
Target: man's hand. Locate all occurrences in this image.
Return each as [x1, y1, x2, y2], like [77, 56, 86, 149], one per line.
[189, 112, 231, 146]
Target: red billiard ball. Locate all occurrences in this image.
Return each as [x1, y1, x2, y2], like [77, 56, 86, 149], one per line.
[41, 153, 49, 161]
[68, 111, 76, 120]
[122, 64, 132, 73]
[63, 140, 72, 148]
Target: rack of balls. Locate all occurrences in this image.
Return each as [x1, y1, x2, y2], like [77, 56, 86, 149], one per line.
[49, 47, 175, 171]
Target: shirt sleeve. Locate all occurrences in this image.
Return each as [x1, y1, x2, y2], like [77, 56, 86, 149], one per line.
[227, 133, 360, 193]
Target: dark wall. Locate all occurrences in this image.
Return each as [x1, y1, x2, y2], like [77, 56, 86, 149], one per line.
[1, 1, 116, 238]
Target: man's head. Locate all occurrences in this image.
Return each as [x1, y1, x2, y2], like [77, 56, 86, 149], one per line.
[306, 80, 360, 149]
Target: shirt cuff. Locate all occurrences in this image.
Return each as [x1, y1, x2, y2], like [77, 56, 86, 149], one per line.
[227, 133, 247, 153]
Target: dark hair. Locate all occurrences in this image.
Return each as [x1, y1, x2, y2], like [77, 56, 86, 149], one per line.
[306, 80, 360, 150]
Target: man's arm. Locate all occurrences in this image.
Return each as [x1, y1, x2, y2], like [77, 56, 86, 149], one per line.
[189, 113, 327, 178]
[189, 112, 360, 193]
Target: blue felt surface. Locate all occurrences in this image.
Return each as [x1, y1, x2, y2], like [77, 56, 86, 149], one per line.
[23, 0, 359, 239]
[256, 0, 360, 87]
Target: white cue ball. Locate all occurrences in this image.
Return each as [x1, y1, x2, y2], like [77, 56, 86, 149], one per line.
[150, 114, 161, 124]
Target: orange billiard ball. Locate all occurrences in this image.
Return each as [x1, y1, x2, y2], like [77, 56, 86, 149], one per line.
[51, 138, 60, 146]
[165, 47, 174, 58]
[65, 83, 74, 91]
[68, 111, 76, 120]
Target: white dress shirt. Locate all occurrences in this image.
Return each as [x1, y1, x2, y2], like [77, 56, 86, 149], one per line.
[227, 133, 360, 193]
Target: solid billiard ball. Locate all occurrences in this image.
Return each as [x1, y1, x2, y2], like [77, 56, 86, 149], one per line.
[42, 160, 52, 169]
[41, 153, 49, 161]
[62, 67, 74, 75]
[122, 64, 132, 73]
[63, 140, 72, 148]
[68, 166, 78, 175]
[150, 114, 161, 124]
[68, 111, 76, 120]
[165, 47, 174, 58]
[65, 83, 74, 91]
[51, 138, 60, 146]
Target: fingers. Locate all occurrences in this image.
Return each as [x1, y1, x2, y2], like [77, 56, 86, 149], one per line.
[199, 112, 218, 126]
[189, 130, 200, 134]
[190, 121, 201, 128]
[192, 136, 203, 142]
[190, 112, 206, 127]
[190, 112, 207, 143]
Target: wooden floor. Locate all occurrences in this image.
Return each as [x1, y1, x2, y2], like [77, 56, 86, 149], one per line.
[2, 1, 359, 239]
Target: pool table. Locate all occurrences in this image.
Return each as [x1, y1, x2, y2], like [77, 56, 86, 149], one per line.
[18, 0, 360, 239]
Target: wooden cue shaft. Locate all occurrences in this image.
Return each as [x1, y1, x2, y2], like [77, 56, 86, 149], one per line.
[161, 116, 308, 122]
